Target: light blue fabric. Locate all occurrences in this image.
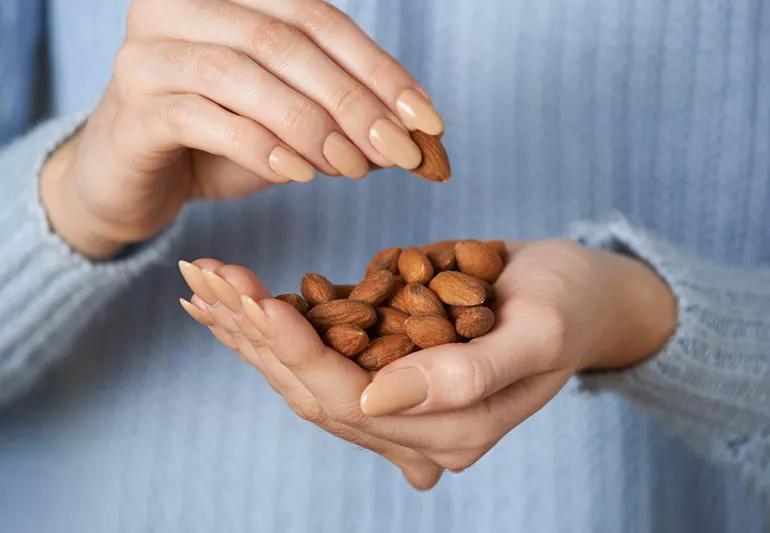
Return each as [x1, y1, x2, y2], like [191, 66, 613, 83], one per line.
[0, 1, 768, 531]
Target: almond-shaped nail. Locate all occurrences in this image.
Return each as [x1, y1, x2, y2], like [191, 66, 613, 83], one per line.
[369, 119, 423, 170]
[178, 260, 219, 305]
[201, 270, 242, 312]
[242, 295, 274, 339]
[269, 146, 315, 183]
[209, 325, 238, 350]
[323, 132, 369, 179]
[396, 89, 444, 135]
[360, 367, 428, 416]
[179, 298, 214, 326]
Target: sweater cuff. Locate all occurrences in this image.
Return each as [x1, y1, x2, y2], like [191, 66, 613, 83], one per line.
[0, 113, 184, 403]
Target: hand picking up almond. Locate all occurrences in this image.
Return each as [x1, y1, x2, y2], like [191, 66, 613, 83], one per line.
[277, 240, 507, 370]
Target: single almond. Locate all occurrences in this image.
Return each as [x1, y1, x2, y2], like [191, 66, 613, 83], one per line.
[485, 240, 509, 262]
[376, 306, 409, 336]
[455, 306, 496, 338]
[334, 284, 356, 299]
[404, 283, 447, 316]
[447, 305, 468, 321]
[306, 299, 377, 330]
[356, 335, 415, 371]
[398, 247, 434, 284]
[366, 247, 402, 276]
[386, 281, 410, 313]
[323, 324, 369, 357]
[349, 270, 397, 306]
[454, 240, 505, 283]
[429, 271, 486, 306]
[421, 241, 458, 272]
[276, 293, 310, 315]
[405, 314, 457, 349]
[409, 131, 451, 182]
[300, 273, 336, 306]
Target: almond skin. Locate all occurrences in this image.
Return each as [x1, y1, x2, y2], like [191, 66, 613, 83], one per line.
[421, 241, 457, 272]
[356, 335, 415, 371]
[386, 282, 410, 313]
[300, 273, 336, 306]
[404, 283, 447, 316]
[276, 293, 310, 315]
[323, 324, 369, 357]
[447, 305, 468, 321]
[485, 240, 509, 262]
[349, 270, 397, 306]
[334, 284, 356, 299]
[480, 280, 497, 302]
[306, 299, 377, 330]
[410, 131, 451, 182]
[455, 240, 505, 283]
[366, 247, 402, 276]
[429, 271, 486, 306]
[398, 247, 434, 284]
[405, 314, 457, 349]
[455, 306, 496, 338]
[376, 306, 409, 335]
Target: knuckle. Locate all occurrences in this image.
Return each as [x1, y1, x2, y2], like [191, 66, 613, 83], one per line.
[161, 95, 200, 132]
[193, 46, 241, 86]
[292, 402, 328, 425]
[433, 451, 482, 473]
[363, 52, 398, 86]
[282, 99, 328, 138]
[300, 1, 351, 37]
[442, 352, 491, 406]
[327, 81, 369, 119]
[248, 19, 302, 68]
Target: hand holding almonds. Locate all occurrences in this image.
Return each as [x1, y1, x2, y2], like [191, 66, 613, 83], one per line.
[278, 240, 508, 370]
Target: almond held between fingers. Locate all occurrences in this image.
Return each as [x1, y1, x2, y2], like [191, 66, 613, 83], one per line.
[376, 306, 409, 335]
[405, 314, 457, 349]
[306, 299, 377, 330]
[349, 270, 397, 306]
[300, 273, 336, 306]
[276, 293, 310, 315]
[404, 283, 447, 316]
[455, 306, 496, 338]
[454, 240, 505, 283]
[429, 271, 486, 306]
[409, 131, 451, 182]
[323, 324, 369, 357]
[366, 248, 402, 276]
[356, 335, 416, 371]
[398, 247, 434, 284]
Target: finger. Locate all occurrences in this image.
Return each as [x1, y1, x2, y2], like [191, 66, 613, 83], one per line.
[400, 462, 444, 491]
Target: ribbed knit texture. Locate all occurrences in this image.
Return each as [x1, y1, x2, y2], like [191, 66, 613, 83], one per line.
[0, 0, 768, 531]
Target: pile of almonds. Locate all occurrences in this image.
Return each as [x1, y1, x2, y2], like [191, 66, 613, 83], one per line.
[276, 240, 507, 371]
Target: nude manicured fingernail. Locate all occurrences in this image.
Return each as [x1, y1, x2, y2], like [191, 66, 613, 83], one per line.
[360, 368, 428, 416]
[269, 146, 315, 182]
[209, 325, 238, 350]
[323, 132, 369, 179]
[369, 119, 423, 170]
[396, 89, 444, 135]
[179, 261, 219, 305]
[242, 295, 274, 339]
[179, 298, 214, 326]
[201, 270, 242, 312]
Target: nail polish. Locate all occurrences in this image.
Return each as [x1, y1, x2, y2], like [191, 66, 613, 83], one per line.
[396, 89, 444, 135]
[178, 260, 219, 305]
[369, 119, 423, 170]
[179, 298, 214, 326]
[360, 367, 428, 416]
[322, 132, 370, 179]
[201, 270, 242, 312]
[268, 146, 315, 182]
[209, 325, 238, 350]
[241, 295, 274, 339]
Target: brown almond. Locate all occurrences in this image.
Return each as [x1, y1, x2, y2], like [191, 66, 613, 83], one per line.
[447, 305, 468, 321]
[334, 284, 356, 299]
[485, 240, 509, 262]
[376, 306, 409, 336]
[480, 280, 496, 302]
[387, 281, 410, 313]
[405, 314, 457, 349]
[429, 271, 486, 306]
[300, 273, 336, 306]
[306, 299, 377, 330]
[409, 131, 451, 182]
[398, 247, 434, 284]
[366, 248, 402, 276]
[276, 293, 310, 315]
[421, 241, 457, 272]
[323, 324, 369, 358]
[404, 283, 447, 316]
[349, 270, 397, 306]
[454, 240, 505, 283]
[356, 335, 415, 371]
[455, 306, 496, 338]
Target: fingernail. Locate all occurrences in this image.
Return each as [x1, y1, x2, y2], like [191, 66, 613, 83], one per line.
[241, 295, 274, 339]
[179, 298, 214, 326]
[369, 119, 423, 170]
[178, 260, 218, 305]
[235, 311, 265, 341]
[201, 270, 242, 312]
[209, 325, 238, 350]
[323, 132, 369, 179]
[268, 146, 315, 183]
[396, 89, 444, 135]
[360, 367, 428, 416]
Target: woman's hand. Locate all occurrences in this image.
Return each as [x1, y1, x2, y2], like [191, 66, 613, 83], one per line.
[41, 0, 443, 259]
[177, 240, 677, 489]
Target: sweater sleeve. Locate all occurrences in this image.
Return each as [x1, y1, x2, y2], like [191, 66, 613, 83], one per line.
[571, 216, 770, 503]
[0, 114, 184, 405]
